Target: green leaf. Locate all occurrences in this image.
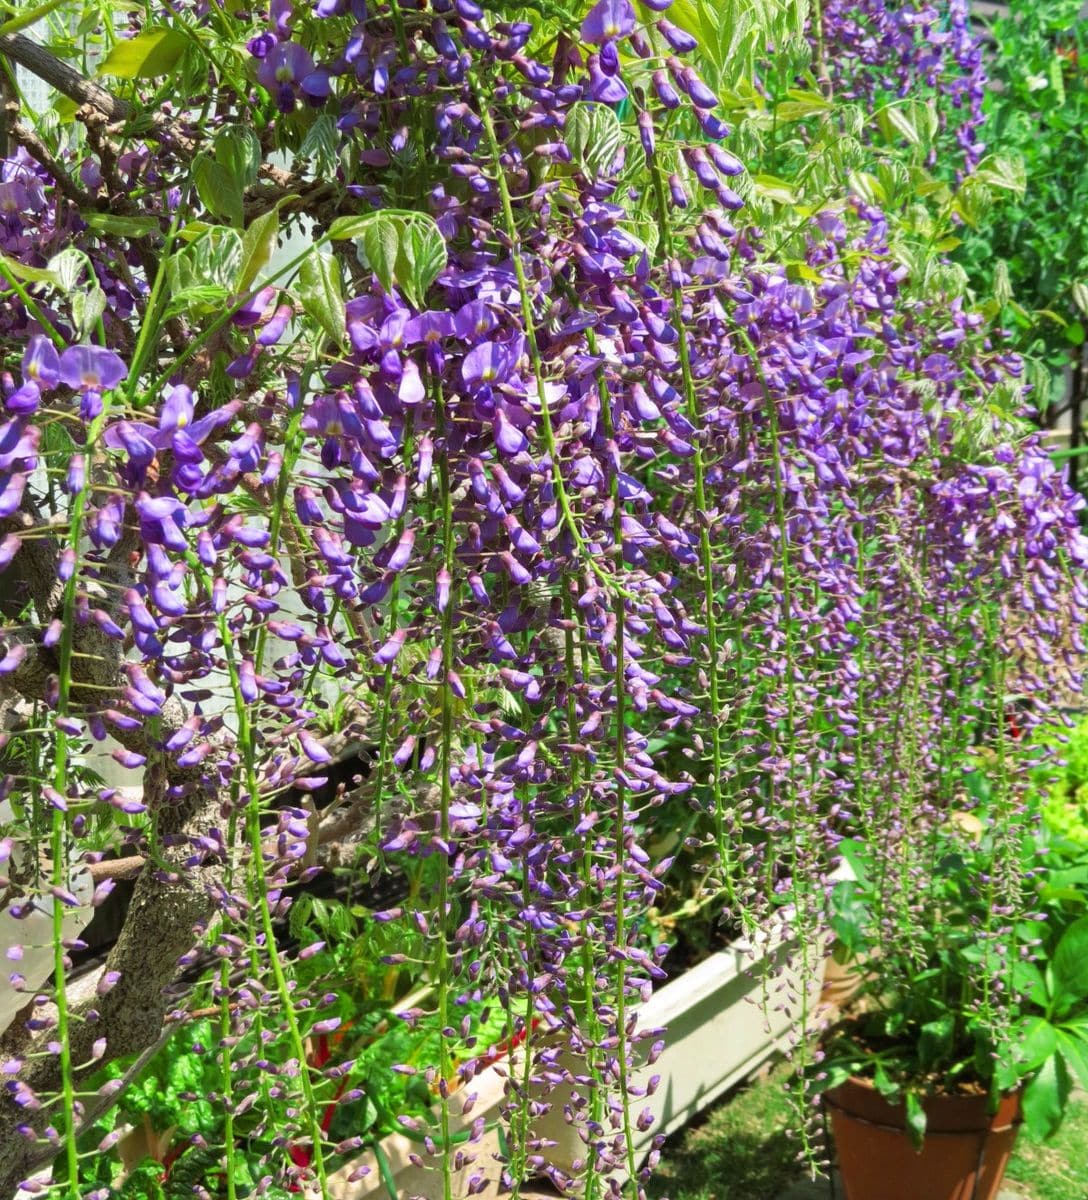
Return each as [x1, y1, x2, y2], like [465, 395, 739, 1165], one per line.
[297, 250, 345, 347]
[299, 113, 339, 175]
[1072, 281, 1088, 321]
[975, 153, 1027, 198]
[775, 90, 834, 122]
[398, 220, 446, 309]
[236, 207, 281, 292]
[361, 218, 400, 298]
[46, 249, 86, 294]
[193, 153, 244, 228]
[904, 1091, 926, 1150]
[753, 174, 796, 204]
[565, 102, 625, 180]
[71, 286, 107, 339]
[331, 211, 446, 307]
[848, 170, 885, 207]
[876, 102, 922, 147]
[1055, 1026, 1088, 1090]
[1020, 1017, 1058, 1073]
[0, 252, 57, 287]
[214, 126, 261, 190]
[326, 215, 376, 241]
[163, 285, 232, 320]
[1022, 1053, 1072, 1141]
[1013, 959, 1049, 1008]
[993, 260, 1013, 309]
[166, 227, 243, 316]
[82, 212, 160, 238]
[919, 1015, 955, 1071]
[98, 27, 189, 79]
[1050, 916, 1088, 1015]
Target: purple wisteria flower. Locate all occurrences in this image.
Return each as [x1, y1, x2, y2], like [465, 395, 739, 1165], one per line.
[581, 0, 637, 45]
[57, 345, 126, 393]
[256, 40, 323, 110]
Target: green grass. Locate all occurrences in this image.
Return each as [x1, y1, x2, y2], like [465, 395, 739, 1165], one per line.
[649, 1061, 1088, 1200]
[1005, 1099, 1088, 1200]
[647, 1061, 804, 1200]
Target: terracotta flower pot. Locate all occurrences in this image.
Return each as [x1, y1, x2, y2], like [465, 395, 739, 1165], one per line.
[819, 951, 870, 1012]
[826, 1076, 1022, 1200]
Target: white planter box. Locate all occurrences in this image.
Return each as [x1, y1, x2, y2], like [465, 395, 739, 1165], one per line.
[527, 929, 824, 1181]
[325, 1059, 509, 1200]
[327, 931, 823, 1198]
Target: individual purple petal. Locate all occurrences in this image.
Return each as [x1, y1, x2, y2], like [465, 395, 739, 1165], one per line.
[232, 286, 277, 328]
[22, 336, 60, 390]
[66, 455, 84, 496]
[257, 305, 294, 346]
[301, 68, 332, 99]
[435, 567, 451, 613]
[374, 628, 407, 666]
[158, 385, 194, 437]
[581, 0, 636, 44]
[462, 341, 516, 387]
[6, 382, 39, 414]
[58, 345, 127, 392]
[587, 55, 628, 102]
[657, 19, 697, 53]
[0, 532, 19, 571]
[680, 67, 718, 110]
[0, 643, 25, 675]
[299, 732, 333, 764]
[385, 528, 416, 572]
[494, 410, 528, 456]
[453, 300, 497, 340]
[399, 360, 425, 405]
[256, 41, 315, 92]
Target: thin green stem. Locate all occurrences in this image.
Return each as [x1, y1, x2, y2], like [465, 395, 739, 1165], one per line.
[195, 566, 331, 1195]
[51, 404, 108, 1196]
[474, 91, 634, 601]
[563, 586, 604, 1200]
[5, 271, 64, 348]
[432, 370, 455, 1200]
[644, 147, 732, 902]
[126, 200, 188, 404]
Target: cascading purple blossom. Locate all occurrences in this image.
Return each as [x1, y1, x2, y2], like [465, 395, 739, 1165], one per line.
[819, 0, 987, 171]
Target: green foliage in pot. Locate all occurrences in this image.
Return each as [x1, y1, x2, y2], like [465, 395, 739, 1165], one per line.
[816, 790, 1088, 1146]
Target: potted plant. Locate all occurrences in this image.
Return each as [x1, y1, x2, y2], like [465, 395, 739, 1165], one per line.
[813, 797, 1088, 1200]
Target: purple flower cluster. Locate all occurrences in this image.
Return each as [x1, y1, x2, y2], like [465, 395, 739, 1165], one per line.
[819, 0, 987, 170]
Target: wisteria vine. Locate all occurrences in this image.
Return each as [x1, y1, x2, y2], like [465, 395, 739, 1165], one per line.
[0, 2, 1081, 1199]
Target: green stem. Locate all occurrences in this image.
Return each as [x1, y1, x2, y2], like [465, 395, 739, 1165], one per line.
[432, 371, 456, 1200]
[474, 90, 633, 601]
[563, 586, 605, 1200]
[196, 569, 331, 1195]
[5, 271, 64, 348]
[51, 404, 108, 1196]
[367, 412, 415, 836]
[0, 0, 65, 36]
[583, 311, 638, 1193]
[126, 199, 188, 404]
[644, 148, 732, 903]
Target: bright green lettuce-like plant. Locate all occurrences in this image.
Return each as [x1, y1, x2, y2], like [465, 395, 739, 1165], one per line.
[958, 1, 1088, 444]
